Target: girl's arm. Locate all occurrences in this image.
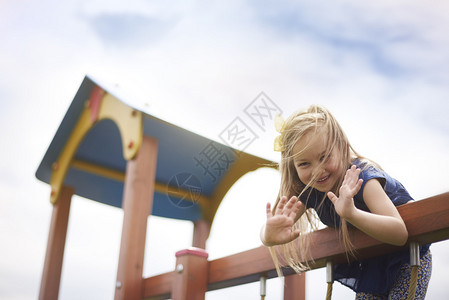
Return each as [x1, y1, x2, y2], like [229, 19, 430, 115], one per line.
[261, 195, 306, 246]
[328, 165, 408, 246]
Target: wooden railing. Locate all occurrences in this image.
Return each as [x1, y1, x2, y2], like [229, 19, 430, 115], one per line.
[142, 192, 449, 299]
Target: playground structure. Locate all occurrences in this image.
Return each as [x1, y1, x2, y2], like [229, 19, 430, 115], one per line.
[36, 76, 449, 300]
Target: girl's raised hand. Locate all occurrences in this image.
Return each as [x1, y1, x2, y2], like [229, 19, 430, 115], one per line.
[327, 165, 363, 219]
[262, 196, 303, 246]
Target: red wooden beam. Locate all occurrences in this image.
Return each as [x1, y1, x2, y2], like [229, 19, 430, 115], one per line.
[400, 192, 449, 244]
[192, 220, 211, 249]
[142, 272, 172, 299]
[284, 273, 305, 300]
[208, 246, 275, 290]
[115, 137, 158, 300]
[171, 248, 209, 299]
[39, 186, 74, 300]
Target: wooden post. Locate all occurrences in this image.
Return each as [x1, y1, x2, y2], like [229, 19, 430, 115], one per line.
[172, 248, 209, 300]
[39, 186, 74, 300]
[284, 273, 305, 300]
[192, 220, 211, 249]
[114, 136, 158, 300]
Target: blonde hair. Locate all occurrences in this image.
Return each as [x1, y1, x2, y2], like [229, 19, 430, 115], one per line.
[270, 104, 379, 276]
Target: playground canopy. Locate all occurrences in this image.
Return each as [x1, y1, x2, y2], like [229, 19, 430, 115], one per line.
[35, 75, 274, 224]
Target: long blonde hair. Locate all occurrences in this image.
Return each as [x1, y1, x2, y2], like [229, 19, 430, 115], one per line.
[270, 104, 377, 275]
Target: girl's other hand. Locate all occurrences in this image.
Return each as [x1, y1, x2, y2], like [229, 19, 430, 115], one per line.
[327, 165, 363, 219]
[262, 196, 302, 246]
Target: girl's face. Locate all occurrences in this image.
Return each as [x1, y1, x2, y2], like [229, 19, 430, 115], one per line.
[292, 130, 342, 193]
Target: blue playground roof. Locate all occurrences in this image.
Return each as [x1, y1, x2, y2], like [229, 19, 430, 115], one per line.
[36, 76, 273, 222]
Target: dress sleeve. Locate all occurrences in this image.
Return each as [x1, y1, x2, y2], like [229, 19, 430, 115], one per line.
[353, 161, 413, 208]
[355, 164, 386, 200]
[351, 163, 387, 212]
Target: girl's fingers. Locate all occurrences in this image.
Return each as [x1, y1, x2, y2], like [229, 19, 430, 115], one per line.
[327, 191, 337, 204]
[266, 202, 272, 219]
[348, 169, 362, 191]
[352, 167, 361, 183]
[288, 201, 301, 219]
[283, 196, 298, 215]
[276, 196, 287, 214]
[354, 178, 363, 193]
[283, 201, 292, 216]
[344, 165, 361, 187]
[270, 196, 300, 221]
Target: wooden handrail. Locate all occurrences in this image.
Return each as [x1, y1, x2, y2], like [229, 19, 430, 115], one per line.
[143, 272, 173, 299]
[142, 192, 449, 299]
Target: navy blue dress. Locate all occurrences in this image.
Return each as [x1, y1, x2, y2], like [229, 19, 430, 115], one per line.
[298, 160, 430, 295]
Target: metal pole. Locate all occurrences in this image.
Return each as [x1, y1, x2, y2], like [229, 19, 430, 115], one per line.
[409, 242, 420, 266]
[260, 275, 267, 299]
[326, 261, 334, 283]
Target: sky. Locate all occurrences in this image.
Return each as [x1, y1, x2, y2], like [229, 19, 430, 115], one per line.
[1, 0, 449, 299]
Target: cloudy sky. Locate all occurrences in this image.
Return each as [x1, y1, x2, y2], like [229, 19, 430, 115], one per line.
[1, 0, 449, 299]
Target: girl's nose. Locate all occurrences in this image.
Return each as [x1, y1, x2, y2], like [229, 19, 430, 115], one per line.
[312, 166, 323, 178]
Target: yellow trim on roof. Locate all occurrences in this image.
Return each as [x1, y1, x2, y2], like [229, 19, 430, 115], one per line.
[50, 107, 92, 204]
[98, 93, 143, 161]
[70, 158, 209, 208]
[71, 159, 125, 182]
[50, 92, 143, 204]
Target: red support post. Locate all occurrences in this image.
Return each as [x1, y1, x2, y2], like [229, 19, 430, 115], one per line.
[172, 248, 209, 300]
[284, 273, 305, 300]
[192, 220, 211, 249]
[39, 186, 74, 300]
[114, 136, 158, 300]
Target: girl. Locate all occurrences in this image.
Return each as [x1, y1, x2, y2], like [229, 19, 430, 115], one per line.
[260, 105, 431, 299]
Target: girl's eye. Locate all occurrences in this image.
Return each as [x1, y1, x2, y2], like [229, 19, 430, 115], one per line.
[320, 155, 330, 162]
[298, 162, 309, 168]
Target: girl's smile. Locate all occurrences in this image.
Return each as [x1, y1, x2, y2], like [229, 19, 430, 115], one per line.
[292, 130, 341, 192]
[317, 174, 330, 183]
